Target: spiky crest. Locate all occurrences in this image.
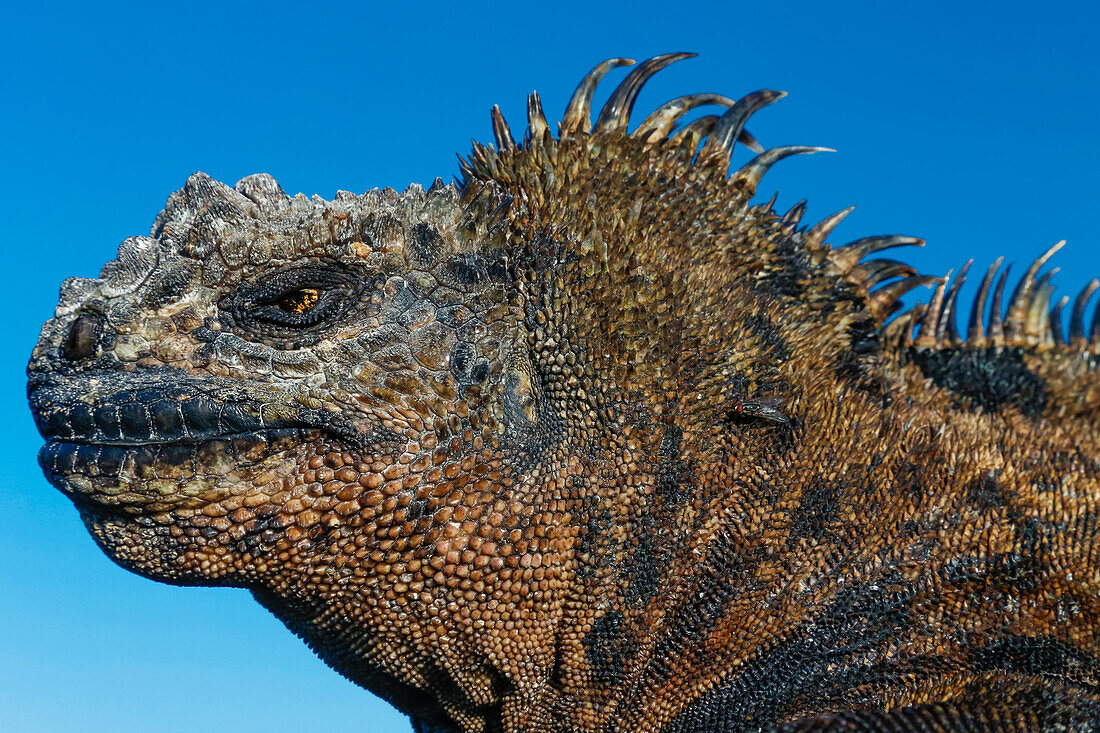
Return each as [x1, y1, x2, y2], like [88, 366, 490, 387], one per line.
[460, 54, 1100, 367]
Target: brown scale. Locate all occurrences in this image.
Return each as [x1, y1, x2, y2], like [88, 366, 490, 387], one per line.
[27, 53, 1100, 731]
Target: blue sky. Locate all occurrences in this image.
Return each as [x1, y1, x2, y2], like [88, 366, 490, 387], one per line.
[3, 1, 1099, 731]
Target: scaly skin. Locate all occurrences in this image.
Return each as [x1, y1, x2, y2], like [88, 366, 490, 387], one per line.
[28, 55, 1100, 732]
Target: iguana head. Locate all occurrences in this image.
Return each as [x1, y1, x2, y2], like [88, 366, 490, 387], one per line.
[26, 161, 564, 721]
[29, 170, 524, 579]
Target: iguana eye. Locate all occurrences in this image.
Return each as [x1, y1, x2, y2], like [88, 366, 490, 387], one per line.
[249, 284, 342, 329]
[276, 288, 320, 314]
[220, 264, 369, 343]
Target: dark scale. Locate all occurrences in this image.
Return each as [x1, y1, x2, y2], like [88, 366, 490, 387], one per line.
[409, 222, 443, 268]
[906, 346, 1048, 416]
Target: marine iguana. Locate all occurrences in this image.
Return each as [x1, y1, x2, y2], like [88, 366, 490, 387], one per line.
[28, 54, 1100, 731]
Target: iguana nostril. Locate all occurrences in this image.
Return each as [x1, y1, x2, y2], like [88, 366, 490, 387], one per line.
[62, 312, 105, 362]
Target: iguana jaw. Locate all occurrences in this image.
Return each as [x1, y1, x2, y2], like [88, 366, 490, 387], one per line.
[28, 370, 373, 583]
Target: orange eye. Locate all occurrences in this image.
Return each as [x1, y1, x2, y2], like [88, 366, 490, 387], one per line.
[276, 288, 320, 314]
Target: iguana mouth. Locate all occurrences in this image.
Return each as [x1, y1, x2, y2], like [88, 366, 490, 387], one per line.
[29, 371, 329, 513]
[29, 371, 286, 445]
[38, 427, 318, 476]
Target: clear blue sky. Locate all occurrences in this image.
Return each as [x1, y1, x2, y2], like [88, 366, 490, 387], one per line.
[3, 2, 1099, 731]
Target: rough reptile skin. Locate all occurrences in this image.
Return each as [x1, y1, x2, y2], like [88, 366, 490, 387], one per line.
[27, 54, 1100, 732]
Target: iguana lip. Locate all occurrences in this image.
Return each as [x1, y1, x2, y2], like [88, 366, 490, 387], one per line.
[30, 380, 281, 446]
[37, 428, 321, 513]
[28, 371, 363, 449]
[27, 371, 330, 507]
[39, 427, 316, 476]
[29, 371, 375, 512]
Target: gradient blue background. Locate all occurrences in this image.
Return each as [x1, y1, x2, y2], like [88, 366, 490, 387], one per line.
[3, 2, 1099, 731]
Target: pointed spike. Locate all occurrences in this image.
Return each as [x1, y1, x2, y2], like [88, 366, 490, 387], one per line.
[527, 92, 549, 141]
[861, 259, 917, 289]
[491, 195, 515, 218]
[781, 199, 808, 228]
[471, 139, 495, 166]
[988, 264, 1013, 347]
[1050, 295, 1070, 346]
[937, 260, 972, 346]
[634, 93, 734, 142]
[699, 90, 787, 162]
[883, 304, 921, 346]
[636, 94, 761, 149]
[1026, 269, 1059, 342]
[966, 257, 1003, 344]
[594, 52, 696, 133]
[906, 303, 927, 346]
[869, 275, 941, 321]
[1031, 269, 1058, 301]
[1004, 240, 1066, 342]
[748, 197, 771, 214]
[738, 128, 765, 154]
[1089, 292, 1100, 344]
[830, 235, 925, 273]
[560, 58, 635, 135]
[914, 271, 951, 347]
[803, 206, 855, 251]
[733, 147, 834, 193]
[1069, 278, 1099, 345]
[490, 105, 516, 152]
[485, 195, 515, 236]
[457, 154, 475, 182]
[1034, 280, 1059, 347]
[669, 114, 718, 149]
[845, 235, 926, 259]
[428, 177, 446, 194]
[760, 191, 779, 214]
[945, 299, 964, 346]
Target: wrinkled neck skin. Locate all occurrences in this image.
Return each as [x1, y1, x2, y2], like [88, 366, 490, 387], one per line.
[279, 152, 838, 730]
[212, 205, 707, 730]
